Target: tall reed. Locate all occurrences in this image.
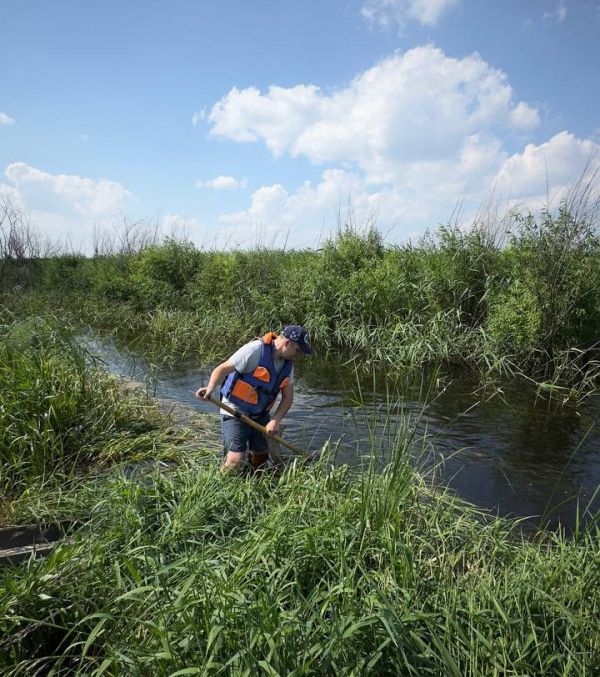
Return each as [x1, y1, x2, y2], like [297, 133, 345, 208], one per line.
[12, 202, 600, 393]
[0, 312, 172, 499]
[1, 431, 598, 675]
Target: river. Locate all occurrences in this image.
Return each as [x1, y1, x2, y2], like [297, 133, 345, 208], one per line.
[90, 335, 600, 532]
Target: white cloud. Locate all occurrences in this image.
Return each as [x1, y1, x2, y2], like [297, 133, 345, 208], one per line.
[361, 0, 460, 29]
[192, 109, 206, 126]
[0, 112, 15, 125]
[195, 175, 248, 190]
[0, 183, 25, 209]
[220, 170, 361, 224]
[218, 168, 440, 247]
[5, 163, 135, 217]
[221, 131, 600, 248]
[2, 163, 137, 251]
[209, 84, 323, 155]
[208, 46, 539, 188]
[543, 1, 567, 24]
[493, 131, 600, 206]
[206, 46, 576, 244]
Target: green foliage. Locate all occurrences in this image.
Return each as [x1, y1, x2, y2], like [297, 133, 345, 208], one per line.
[40, 254, 95, 294]
[130, 238, 200, 308]
[188, 251, 239, 313]
[88, 254, 136, 302]
[1, 452, 599, 675]
[486, 280, 542, 354]
[7, 206, 600, 383]
[322, 224, 384, 275]
[0, 314, 164, 496]
[506, 208, 600, 357]
[418, 225, 498, 325]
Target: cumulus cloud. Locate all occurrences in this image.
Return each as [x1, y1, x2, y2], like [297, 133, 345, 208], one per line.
[195, 175, 248, 190]
[209, 84, 322, 155]
[4, 163, 135, 217]
[361, 0, 460, 29]
[205, 45, 581, 243]
[222, 130, 600, 248]
[2, 163, 137, 250]
[208, 46, 539, 188]
[195, 47, 597, 247]
[218, 168, 438, 247]
[493, 131, 600, 206]
[0, 112, 15, 125]
[221, 170, 361, 225]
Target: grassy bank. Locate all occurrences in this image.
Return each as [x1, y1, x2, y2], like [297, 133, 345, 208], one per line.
[1, 446, 599, 675]
[0, 310, 209, 521]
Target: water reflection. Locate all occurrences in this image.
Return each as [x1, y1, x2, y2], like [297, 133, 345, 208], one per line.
[87, 335, 600, 531]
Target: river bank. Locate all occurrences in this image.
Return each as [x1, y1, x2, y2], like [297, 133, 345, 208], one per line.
[9, 212, 600, 398]
[0, 310, 219, 526]
[2, 434, 599, 675]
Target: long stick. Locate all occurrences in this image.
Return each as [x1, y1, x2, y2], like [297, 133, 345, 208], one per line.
[208, 396, 306, 456]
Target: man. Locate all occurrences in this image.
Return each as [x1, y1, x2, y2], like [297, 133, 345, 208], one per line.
[195, 325, 312, 471]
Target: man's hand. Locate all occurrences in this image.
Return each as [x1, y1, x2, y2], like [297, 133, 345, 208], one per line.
[195, 361, 237, 403]
[265, 419, 280, 437]
[195, 386, 214, 402]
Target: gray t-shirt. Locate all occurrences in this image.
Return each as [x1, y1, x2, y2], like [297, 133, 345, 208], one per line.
[221, 339, 294, 417]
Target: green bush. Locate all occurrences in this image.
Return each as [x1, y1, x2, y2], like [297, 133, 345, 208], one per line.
[417, 225, 498, 325]
[486, 280, 542, 354]
[40, 255, 94, 294]
[8, 206, 600, 382]
[130, 238, 200, 308]
[507, 208, 600, 357]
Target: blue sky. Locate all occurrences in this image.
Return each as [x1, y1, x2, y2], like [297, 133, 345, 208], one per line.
[1, 0, 599, 251]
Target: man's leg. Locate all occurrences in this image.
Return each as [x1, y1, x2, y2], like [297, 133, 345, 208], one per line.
[221, 416, 250, 471]
[224, 450, 246, 470]
[249, 450, 269, 472]
[249, 413, 270, 473]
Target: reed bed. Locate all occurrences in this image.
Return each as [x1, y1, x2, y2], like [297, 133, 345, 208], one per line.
[11, 201, 600, 398]
[1, 308, 598, 674]
[1, 442, 599, 676]
[0, 311, 198, 508]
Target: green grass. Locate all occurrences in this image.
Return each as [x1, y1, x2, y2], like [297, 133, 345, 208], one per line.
[0, 310, 211, 516]
[1, 444, 599, 676]
[0, 307, 598, 675]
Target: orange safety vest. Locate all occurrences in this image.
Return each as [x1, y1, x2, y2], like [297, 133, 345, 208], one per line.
[221, 333, 293, 416]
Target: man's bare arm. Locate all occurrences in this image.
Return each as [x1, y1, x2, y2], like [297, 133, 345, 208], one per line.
[266, 382, 294, 435]
[195, 360, 237, 401]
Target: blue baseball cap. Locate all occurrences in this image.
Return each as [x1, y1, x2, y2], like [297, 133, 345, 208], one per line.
[282, 325, 312, 355]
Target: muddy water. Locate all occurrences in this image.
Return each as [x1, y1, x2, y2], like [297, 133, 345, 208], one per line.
[90, 336, 600, 532]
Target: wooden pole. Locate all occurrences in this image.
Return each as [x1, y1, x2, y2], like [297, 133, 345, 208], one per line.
[208, 396, 307, 457]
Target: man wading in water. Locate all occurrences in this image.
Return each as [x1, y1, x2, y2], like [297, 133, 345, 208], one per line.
[196, 326, 312, 472]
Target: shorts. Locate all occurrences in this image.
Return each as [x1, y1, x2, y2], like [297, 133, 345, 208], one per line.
[221, 413, 270, 456]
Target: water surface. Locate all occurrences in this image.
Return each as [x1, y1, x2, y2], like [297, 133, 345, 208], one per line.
[90, 336, 600, 531]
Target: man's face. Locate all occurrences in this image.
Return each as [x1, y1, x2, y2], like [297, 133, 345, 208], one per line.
[280, 338, 301, 359]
